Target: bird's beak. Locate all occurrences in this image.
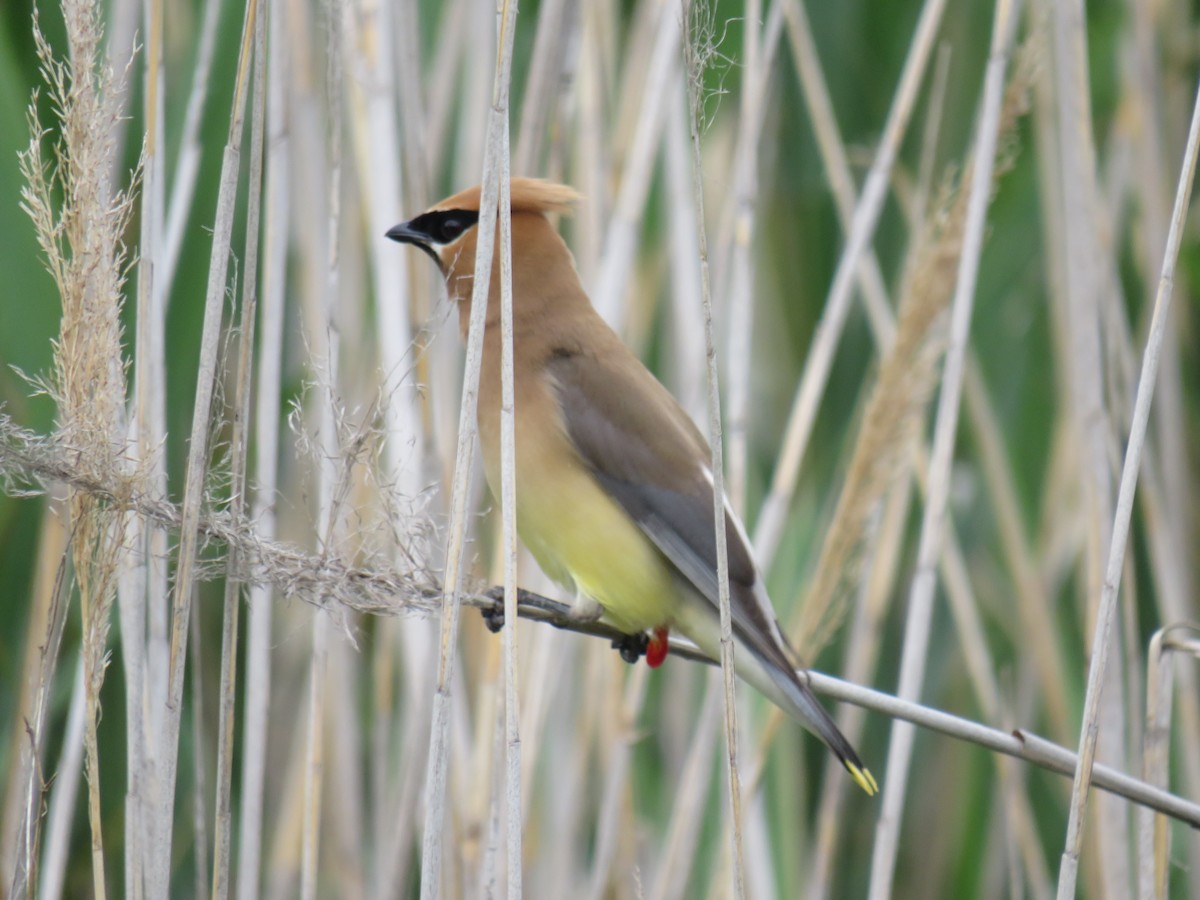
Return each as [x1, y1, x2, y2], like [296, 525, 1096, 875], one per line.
[385, 220, 442, 267]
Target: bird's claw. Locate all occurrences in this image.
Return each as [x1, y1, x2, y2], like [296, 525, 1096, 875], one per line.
[481, 586, 506, 633]
[612, 632, 649, 665]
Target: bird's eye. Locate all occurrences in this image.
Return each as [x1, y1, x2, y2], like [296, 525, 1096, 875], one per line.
[429, 210, 478, 244]
[437, 218, 464, 241]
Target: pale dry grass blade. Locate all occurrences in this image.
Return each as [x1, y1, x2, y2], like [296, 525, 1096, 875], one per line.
[514, 0, 570, 174]
[418, 2, 520, 891]
[664, 92, 706, 419]
[299, 3, 348, 895]
[584, 666, 649, 900]
[211, 4, 267, 896]
[159, 0, 223, 295]
[721, 0, 764, 514]
[1054, 74, 1200, 900]
[1138, 626, 1199, 899]
[806, 484, 910, 900]
[591, 1, 680, 328]
[963, 362, 1073, 738]
[680, 1, 744, 895]
[752, 0, 948, 567]
[495, 4, 522, 892]
[300, 619, 329, 900]
[647, 686, 720, 900]
[1049, 0, 1132, 889]
[779, 0, 899, 354]
[149, 0, 259, 889]
[37, 662, 86, 900]
[1130, 451, 1200, 875]
[1118, 1, 1200, 870]
[868, 2, 1020, 895]
[789, 37, 949, 896]
[2, 497, 69, 897]
[366, 5, 448, 883]
[347, 0, 441, 889]
[188, 601, 211, 900]
[236, 0, 291, 895]
[118, 0, 165, 889]
[1123, 7, 1194, 672]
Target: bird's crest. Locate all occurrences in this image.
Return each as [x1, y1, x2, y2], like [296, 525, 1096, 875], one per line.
[430, 177, 580, 216]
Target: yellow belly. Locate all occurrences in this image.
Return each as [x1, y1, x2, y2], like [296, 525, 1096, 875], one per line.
[480, 421, 678, 635]
[519, 460, 679, 634]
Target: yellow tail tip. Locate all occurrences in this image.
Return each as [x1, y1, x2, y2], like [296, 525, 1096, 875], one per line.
[846, 763, 879, 796]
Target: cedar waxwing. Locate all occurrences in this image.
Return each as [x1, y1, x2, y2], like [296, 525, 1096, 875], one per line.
[386, 178, 877, 795]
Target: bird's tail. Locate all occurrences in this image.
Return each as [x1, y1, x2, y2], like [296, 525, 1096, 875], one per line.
[672, 598, 878, 795]
[764, 660, 878, 796]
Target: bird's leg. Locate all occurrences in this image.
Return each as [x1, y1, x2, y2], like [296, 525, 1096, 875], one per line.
[567, 591, 604, 623]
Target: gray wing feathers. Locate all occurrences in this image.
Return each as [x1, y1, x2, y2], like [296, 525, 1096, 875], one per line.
[547, 349, 795, 669]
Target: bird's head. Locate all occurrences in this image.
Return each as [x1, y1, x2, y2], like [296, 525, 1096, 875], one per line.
[386, 178, 581, 332]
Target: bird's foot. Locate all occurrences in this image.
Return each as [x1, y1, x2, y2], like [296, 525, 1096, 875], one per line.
[481, 586, 508, 633]
[612, 626, 670, 667]
[612, 632, 649, 664]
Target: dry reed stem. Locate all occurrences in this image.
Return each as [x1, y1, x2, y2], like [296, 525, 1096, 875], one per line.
[1049, 0, 1133, 889]
[234, 0, 288, 885]
[777, 0, 899, 358]
[1118, 0, 1200, 862]
[6, 504, 72, 900]
[1054, 74, 1200, 900]
[591, 2, 680, 328]
[681, 1, 745, 894]
[745, 29, 1039, 866]
[779, 10, 1060, 758]
[492, 1, 523, 892]
[210, 4, 267, 896]
[647, 685, 720, 900]
[37, 661, 86, 900]
[793, 215, 948, 656]
[868, 2, 1020, 896]
[720, 0, 764, 515]
[698, 5, 788, 888]
[296, 1, 347, 894]
[188, 599, 211, 900]
[149, 0, 259, 890]
[417, 1, 519, 890]
[1138, 626, 1199, 898]
[583, 665, 648, 899]
[751, 0, 948, 567]
[802, 44, 950, 899]
[120, 0, 165, 887]
[159, 0, 223, 295]
[514, 0, 570, 175]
